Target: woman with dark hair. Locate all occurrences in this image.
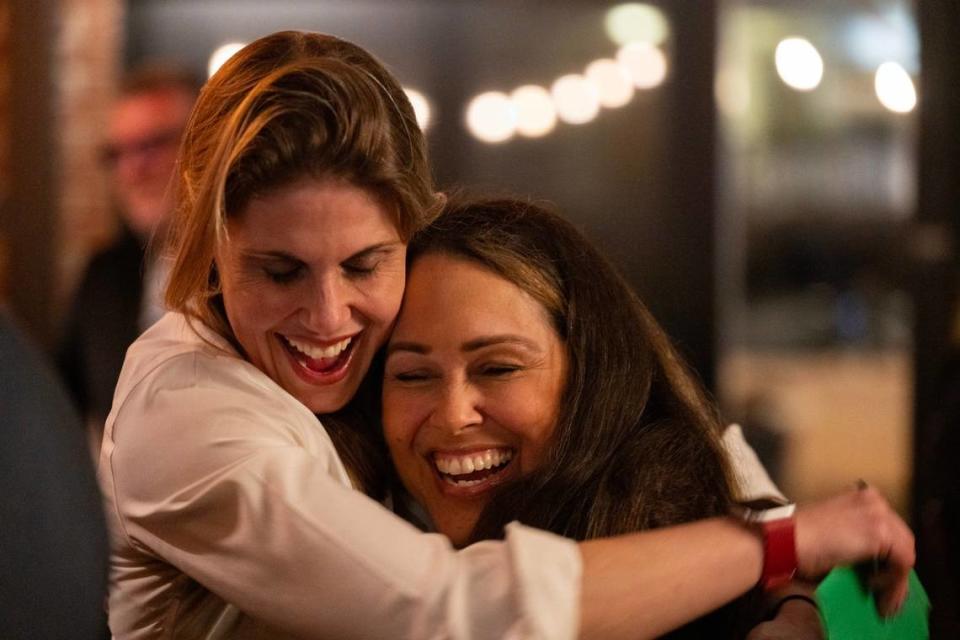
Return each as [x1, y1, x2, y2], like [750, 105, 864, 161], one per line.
[382, 197, 883, 636]
[385, 196, 735, 544]
[101, 30, 913, 640]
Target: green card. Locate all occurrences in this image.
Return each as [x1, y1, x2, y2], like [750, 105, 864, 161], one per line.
[816, 567, 930, 639]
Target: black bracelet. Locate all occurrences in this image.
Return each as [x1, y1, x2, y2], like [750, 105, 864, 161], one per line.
[766, 594, 819, 620]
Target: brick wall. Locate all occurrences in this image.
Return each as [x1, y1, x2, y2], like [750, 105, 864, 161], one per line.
[55, 0, 124, 317]
[0, 1, 11, 304]
[0, 0, 124, 339]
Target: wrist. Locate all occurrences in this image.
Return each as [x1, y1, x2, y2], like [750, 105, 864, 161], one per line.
[735, 503, 798, 590]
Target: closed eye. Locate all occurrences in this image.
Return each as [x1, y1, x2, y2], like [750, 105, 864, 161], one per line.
[391, 370, 437, 382]
[479, 364, 522, 377]
[343, 244, 399, 279]
[264, 263, 305, 284]
[342, 260, 378, 277]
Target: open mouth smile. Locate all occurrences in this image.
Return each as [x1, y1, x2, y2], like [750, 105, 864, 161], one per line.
[431, 448, 516, 494]
[278, 333, 358, 383]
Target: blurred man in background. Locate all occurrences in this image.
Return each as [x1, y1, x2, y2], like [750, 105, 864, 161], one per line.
[58, 65, 199, 449]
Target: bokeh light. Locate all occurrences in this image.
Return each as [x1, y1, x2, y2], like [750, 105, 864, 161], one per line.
[510, 85, 557, 137]
[774, 37, 824, 91]
[466, 91, 516, 143]
[616, 42, 668, 89]
[874, 61, 917, 113]
[551, 74, 601, 125]
[208, 42, 246, 78]
[843, 8, 918, 74]
[605, 3, 670, 46]
[584, 58, 634, 108]
[715, 67, 751, 118]
[404, 88, 432, 131]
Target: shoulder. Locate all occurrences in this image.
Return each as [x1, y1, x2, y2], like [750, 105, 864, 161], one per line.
[102, 314, 343, 503]
[723, 424, 787, 504]
[110, 313, 314, 436]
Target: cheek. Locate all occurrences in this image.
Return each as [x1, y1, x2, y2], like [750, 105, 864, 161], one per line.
[519, 427, 554, 473]
[381, 408, 406, 453]
[382, 388, 424, 452]
[219, 270, 300, 342]
[226, 287, 292, 332]
[382, 399, 431, 500]
[502, 385, 561, 474]
[366, 270, 406, 328]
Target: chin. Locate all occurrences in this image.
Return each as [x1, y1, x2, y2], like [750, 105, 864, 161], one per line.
[433, 510, 483, 548]
[293, 381, 357, 414]
[300, 388, 354, 414]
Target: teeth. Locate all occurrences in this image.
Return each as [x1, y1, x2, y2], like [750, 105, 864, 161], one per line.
[449, 478, 484, 487]
[435, 449, 514, 476]
[286, 336, 352, 359]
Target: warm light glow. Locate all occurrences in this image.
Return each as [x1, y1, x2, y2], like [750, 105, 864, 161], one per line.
[208, 42, 246, 78]
[510, 85, 557, 137]
[715, 68, 751, 117]
[551, 74, 601, 125]
[874, 62, 917, 113]
[585, 58, 634, 108]
[616, 42, 668, 89]
[404, 88, 432, 131]
[775, 37, 824, 91]
[605, 3, 669, 46]
[466, 91, 516, 143]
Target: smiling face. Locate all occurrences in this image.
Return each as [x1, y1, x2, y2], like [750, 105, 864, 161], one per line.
[382, 253, 568, 546]
[216, 176, 405, 413]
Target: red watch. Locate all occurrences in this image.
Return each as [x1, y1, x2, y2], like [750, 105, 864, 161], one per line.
[738, 503, 797, 590]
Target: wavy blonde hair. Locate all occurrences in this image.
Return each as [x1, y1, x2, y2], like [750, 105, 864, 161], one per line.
[165, 31, 439, 343]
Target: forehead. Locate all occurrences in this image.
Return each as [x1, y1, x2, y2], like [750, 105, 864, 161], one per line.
[109, 88, 193, 139]
[398, 253, 555, 339]
[226, 177, 401, 258]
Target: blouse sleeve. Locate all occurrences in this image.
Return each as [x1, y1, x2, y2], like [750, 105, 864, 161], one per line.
[103, 355, 581, 640]
[722, 423, 787, 504]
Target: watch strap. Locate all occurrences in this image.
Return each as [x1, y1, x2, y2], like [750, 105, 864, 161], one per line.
[760, 515, 798, 590]
[733, 503, 798, 591]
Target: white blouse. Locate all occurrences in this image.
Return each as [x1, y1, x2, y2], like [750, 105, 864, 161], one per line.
[99, 313, 580, 639]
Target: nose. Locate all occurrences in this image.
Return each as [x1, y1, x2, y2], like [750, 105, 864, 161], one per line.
[301, 273, 353, 333]
[428, 378, 483, 435]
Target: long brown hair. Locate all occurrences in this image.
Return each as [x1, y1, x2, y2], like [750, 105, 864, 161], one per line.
[408, 197, 735, 537]
[406, 196, 754, 636]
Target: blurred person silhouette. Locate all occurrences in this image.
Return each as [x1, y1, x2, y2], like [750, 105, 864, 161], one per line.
[0, 230, 9, 306]
[57, 64, 200, 444]
[919, 303, 960, 637]
[1, 311, 108, 639]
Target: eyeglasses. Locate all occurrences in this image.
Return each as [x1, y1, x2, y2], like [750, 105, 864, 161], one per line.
[99, 128, 183, 167]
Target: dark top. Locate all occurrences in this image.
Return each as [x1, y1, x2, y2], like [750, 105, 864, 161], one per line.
[0, 311, 108, 639]
[58, 227, 146, 424]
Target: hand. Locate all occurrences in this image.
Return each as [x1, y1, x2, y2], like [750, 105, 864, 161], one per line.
[746, 597, 823, 640]
[793, 486, 914, 616]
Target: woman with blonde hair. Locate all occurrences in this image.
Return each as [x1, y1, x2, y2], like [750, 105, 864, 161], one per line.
[100, 30, 914, 639]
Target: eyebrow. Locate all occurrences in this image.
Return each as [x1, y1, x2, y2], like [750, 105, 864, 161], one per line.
[242, 241, 401, 264]
[387, 334, 541, 356]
